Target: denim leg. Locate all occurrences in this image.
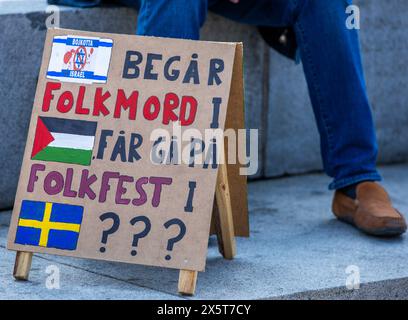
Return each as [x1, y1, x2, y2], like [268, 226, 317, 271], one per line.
[119, 0, 381, 190]
[209, 0, 293, 26]
[210, 0, 381, 189]
[120, 0, 208, 40]
[291, 0, 381, 189]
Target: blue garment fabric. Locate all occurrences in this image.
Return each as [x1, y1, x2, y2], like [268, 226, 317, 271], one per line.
[48, 0, 382, 190]
[47, 0, 102, 7]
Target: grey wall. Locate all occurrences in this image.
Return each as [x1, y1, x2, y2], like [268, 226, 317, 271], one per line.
[265, 0, 408, 177]
[0, 0, 407, 208]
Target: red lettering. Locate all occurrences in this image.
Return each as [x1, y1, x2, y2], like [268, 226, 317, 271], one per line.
[75, 86, 89, 115]
[162, 92, 179, 125]
[114, 89, 138, 120]
[180, 96, 197, 126]
[42, 82, 61, 112]
[143, 96, 160, 121]
[93, 88, 111, 117]
[41, 84, 198, 126]
[57, 91, 74, 113]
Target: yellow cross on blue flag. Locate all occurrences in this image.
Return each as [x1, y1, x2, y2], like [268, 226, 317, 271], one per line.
[15, 200, 83, 250]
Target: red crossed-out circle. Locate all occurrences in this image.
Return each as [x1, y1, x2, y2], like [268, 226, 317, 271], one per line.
[73, 46, 87, 71]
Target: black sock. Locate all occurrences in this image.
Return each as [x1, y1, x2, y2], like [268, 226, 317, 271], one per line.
[339, 183, 358, 199]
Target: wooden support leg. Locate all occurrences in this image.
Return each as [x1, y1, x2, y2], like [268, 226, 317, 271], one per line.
[178, 154, 236, 295]
[13, 251, 33, 281]
[214, 162, 236, 260]
[212, 201, 225, 257]
[178, 269, 198, 296]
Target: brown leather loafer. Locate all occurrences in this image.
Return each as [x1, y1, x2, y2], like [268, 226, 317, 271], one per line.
[332, 182, 407, 236]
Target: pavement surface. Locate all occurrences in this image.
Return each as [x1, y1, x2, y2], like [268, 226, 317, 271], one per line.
[1, 164, 408, 300]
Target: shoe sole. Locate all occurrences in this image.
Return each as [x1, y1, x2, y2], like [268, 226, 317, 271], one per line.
[333, 193, 407, 237]
[337, 216, 406, 237]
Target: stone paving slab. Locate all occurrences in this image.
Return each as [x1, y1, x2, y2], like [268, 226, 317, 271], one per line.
[0, 164, 407, 299]
[0, 0, 268, 209]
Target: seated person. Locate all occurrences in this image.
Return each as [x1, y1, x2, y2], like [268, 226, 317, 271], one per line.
[49, 0, 407, 237]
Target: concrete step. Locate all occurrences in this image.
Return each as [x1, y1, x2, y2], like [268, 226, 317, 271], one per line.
[0, 0, 267, 209]
[1, 164, 408, 299]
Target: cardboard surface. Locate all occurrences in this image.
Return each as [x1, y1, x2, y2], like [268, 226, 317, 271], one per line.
[225, 44, 248, 237]
[209, 43, 249, 237]
[7, 28, 243, 272]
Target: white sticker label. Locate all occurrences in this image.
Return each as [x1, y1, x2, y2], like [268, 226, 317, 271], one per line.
[46, 35, 113, 84]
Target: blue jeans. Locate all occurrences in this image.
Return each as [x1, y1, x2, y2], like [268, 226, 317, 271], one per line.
[120, 0, 381, 190]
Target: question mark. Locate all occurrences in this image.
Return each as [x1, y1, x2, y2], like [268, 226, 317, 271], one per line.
[99, 212, 120, 253]
[129, 216, 151, 256]
[163, 218, 186, 261]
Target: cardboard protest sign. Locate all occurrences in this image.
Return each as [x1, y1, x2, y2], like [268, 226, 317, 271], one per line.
[7, 28, 247, 272]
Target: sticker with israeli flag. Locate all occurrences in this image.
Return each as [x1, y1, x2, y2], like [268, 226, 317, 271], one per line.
[46, 35, 113, 84]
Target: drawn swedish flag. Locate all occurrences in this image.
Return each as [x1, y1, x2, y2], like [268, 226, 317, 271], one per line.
[15, 200, 83, 250]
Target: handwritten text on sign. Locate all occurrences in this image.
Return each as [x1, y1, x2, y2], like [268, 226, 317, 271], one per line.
[7, 30, 237, 271]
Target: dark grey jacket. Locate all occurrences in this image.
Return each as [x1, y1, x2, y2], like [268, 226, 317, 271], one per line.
[47, 0, 297, 60]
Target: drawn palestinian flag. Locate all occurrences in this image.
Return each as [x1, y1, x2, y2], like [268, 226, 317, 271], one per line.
[31, 116, 97, 166]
